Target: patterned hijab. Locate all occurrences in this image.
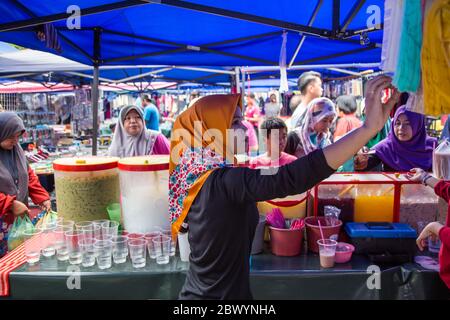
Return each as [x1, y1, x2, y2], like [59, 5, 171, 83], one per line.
[169, 94, 242, 238]
[0, 112, 29, 203]
[298, 97, 337, 155]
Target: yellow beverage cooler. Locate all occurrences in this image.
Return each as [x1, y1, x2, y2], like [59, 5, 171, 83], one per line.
[53, 157, 120, 222]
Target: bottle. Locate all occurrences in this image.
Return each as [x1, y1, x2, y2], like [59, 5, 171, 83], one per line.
[179, 222, 189, 234]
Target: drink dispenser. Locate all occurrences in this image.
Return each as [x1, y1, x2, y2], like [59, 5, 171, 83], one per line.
[385, 173, 440, 233]
[314, 173, 399, 223]
[118, 155, 170, 234]
[53, 157, 120, 222]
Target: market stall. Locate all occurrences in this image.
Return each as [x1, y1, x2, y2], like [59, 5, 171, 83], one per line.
[0, 0, 449, 301]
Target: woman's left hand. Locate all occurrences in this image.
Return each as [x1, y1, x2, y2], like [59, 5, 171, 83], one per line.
[40, 200, 51, 212]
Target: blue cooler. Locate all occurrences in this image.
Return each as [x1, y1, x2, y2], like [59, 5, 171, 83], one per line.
[345, 222, 418, 263]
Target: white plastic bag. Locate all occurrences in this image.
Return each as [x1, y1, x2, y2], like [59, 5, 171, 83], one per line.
[433, 139, 450, 179]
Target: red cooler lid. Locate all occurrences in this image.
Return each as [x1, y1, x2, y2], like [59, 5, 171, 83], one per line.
[53, 157, 119, 172]
[118, 155, 169, 172]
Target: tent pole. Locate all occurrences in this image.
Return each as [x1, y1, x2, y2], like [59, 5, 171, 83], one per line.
[241, 69, 246, 109]
[234, 67, 241, 94]
[92, 28, 101, 156]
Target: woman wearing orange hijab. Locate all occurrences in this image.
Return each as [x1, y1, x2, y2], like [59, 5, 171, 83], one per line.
[169, 76, 400, 300]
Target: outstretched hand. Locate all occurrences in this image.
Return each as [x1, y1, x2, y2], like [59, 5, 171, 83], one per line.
[363, 75, 400, 134]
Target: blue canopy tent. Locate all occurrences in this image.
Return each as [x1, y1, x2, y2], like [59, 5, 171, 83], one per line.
[0, 0, 384, 153]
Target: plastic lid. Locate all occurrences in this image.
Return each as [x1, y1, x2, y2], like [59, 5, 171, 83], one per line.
[118, 155, 169, 171]
[345, 223, 417, 239]
[53, 157, 119, 172]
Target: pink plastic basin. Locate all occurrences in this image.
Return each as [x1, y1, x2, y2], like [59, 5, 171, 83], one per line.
[334, 242, 355, 264]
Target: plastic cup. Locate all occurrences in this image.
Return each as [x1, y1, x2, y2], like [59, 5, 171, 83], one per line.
[102, 220, 119, 239]
[144, 231, 161, 259]
[160, 228, 176, 257]
[152, 235, 171, 265]
[112, 235, 128, 264]
[94, 239, 113, 270]
[106, 203, 121, 225]
[317, 239, 337, 268]
[57, 220, 75, 229]
[78, 238, 96, 267]
[54, 225, 73, 261]
[23, 229, 42, 265]
[129, 239, 147, 268]
[65, 230, 83, 265]
[127, 233, 145, 241]
[75, 221, 93, 231]
[93, 219, 110, 229]
[38, 222, 57, 257]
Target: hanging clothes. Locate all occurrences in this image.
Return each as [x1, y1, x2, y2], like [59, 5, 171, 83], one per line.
[422, 0, 450, 116]
[381, 0, 405, 74]
[393, 0, 423, 92]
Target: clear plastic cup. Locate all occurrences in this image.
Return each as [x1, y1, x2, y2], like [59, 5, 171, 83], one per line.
[112, 235, 128, 264]
[317, 239, 337, 268]
[94, 239, 113, 270]
[81, 224, 102, 241]
[75, 221, 93, 231]
[129, 239, 147, 268]
[57, 220, 75, 229]
[78, 238, 97, 267]
[127, 233, 145, 241]
[102, 221, 119, 239]
[65, 230, 83, 265]
[144, 231, 161, 259]
[93, 219, 110, 229]
[54, 225, 73, 261]
[152, 235, 171, 265]
[160, 228, 176, 256]
[23, 229, 42, 265]
[38, 222, 57, 257]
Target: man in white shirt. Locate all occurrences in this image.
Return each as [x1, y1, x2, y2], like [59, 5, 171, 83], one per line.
[290, 71, 323, 129]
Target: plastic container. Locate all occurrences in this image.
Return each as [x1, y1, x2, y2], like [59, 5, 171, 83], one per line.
[334, 242, 355, 263]
[118, 155, 170, 234]
[316, 185, 355, 223]
[53, 157, 120, 222]
[399, 183, 439, 233]
[269, 226, 304, 256]
[258, 192, 308, 219]
[345, 222, 417, 263]
[305, 216, 342, 253]
[178, 232, 191, 262]
[354, 185, 394, 222]
[106, 203, 122, 225]
[251, 215, 266, 255]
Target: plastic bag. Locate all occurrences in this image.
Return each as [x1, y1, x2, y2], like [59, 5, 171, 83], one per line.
[433, 139, 450, 180]
[324, 205, 341, 227]
[7, 215, 35, 251]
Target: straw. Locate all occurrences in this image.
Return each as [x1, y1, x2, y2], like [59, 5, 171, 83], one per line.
[317, 220, 325, 242]
[337, 185, 354, 197]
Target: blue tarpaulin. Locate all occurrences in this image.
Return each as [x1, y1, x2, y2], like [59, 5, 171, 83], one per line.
[0, 0, 384, 67]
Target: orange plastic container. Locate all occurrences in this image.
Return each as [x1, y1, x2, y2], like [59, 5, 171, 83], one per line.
[269, 226, 304, 256]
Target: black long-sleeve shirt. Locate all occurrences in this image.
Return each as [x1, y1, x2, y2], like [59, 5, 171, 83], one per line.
[179, 149, 336, 300]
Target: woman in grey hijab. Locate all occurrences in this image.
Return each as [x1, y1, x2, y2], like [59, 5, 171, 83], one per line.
[108, 105, 170, 158]
[0, 112, 50, 256]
